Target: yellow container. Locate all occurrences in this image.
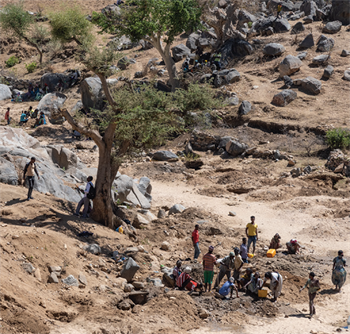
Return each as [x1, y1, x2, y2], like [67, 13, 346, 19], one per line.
[266, 249, 276, 258]
[247, 253, 254, 258]
[258, 288, 268, 298]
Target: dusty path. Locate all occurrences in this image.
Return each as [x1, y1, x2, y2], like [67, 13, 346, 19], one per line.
[151, 180, 350, 334]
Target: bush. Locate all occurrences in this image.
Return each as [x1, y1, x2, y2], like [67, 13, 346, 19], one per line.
[5, 55, 19, 68]
[25, 62, 37, 73]
[326, 128, 350, 150]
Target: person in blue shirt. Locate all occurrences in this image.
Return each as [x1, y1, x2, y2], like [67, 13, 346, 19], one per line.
[34, 112, 47, 128]
[20, 112, 28, 124]
[219, 277, 239, 299]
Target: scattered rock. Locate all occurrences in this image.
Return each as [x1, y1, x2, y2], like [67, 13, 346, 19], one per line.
[316, 35, 335, 52]
[199, 309, 210, 319]
[341, 49, 350, 57]
[343, 70, 350, 81]
[238, 101, 252, 115]
[322, 20, 342, 34]
[84, 244, 101, 255]
[229, 211, 237, 216]
[133, 213, 150, 228]
[312, 54, 330, 65]
[299, 33, 314, 48]
[297, 52, 308, 60]
[132, 282, 145, 290]
[124, 283, 134, 292]
[0, 84, 12, 101]
[117, 56, 131, 70]
[129, 291, 149, 305]
[323, 65, 334, 78]
[272, 90, 297, 106]
[226, 140, 248, 157]
[120, 258, 140, 283]
[48, 272, 59, 284]
[62, 275, 79, 287]
[161, 241, 171, 251]
[172, 44, 191, 62]
[118, 299, 134, 310]
[157, 209, 166, 218]
[34, 268, 42, 282]
[185, 159, 204, 170]
[152, 151, 178, 161]
[22, 263, 35, 274]
[300, 77, 322, 95]
[291, 22, 305, 34]
[263, 43, 286, 56]
[78, 274, 87, 286]
[279, 55, 302, 77]
[169, 204, 186, 215]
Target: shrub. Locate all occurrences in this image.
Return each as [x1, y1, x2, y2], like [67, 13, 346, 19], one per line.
[25, 62, 37, 73]
[326, 128, 350, 150]
[5, 55, 19, 68]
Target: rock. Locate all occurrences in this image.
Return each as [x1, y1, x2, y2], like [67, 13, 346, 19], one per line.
[118, 299, 134, 310]
[300, 77, 322, 95]
[291, 22, 305, 34]
[186, 32, 200, 51]
[219, 39, 254, 66]
[323, 65, 334, 78]
[161, 241, 171, 251]
[199, 309, 210, 319]
[84, 244, 101, 255]
[40, 73, 70, 92]
[330, 0, 350, 25]
[132, 282, 145, 290]
[224, 96, 239, 106]
[288, 160, 296, 167]
[78, 274, 87, 285]
[334, 163, 344, 173]
[299, 33, 314, 48]
[226, 140, 248, 157]
[140, 39, 153, 50]
[129, 291, 148, 305]
[291, 167, 302, 177]
[312, 54, 330, 65]
[37, 92, 67, 118]
[22, 263, 35, 274]
[316, 35, 335, 52]
[238, 9, 257, 24]
[225, 69, 241, 83]
[46, 145, 84, 170]
[341, 49, 350, 57]
[263, 43, 285, 56]
[157, 209, 166, 218]
[343, 70, 350, 81]
[108, 36, 138, 51]
[279, 55, 302, 77]
[169, 204, 186, 215]
[297, 52, 308, 60]
[0, 84, 12, 101]
[48, 272, 59, 283]
[272, 90, 297, 106]
[300, 0, 317, 18]
[120, 258, 140, 283]
[130, 183, 151, 209]
[70, 100, 83, 114]
[239, 101, 251, 115]
[229, 211, 237, 216]
[172, 44, 191, 62]
[137, 176, 152, 201]
[323, 20, 342, 34]
[274, 18, 291, 32]
[62, 275, 79, 287]
[124, 283, 134, 292]
[117, 56, 131, 70]
[185, 159, 204, 170]
[263, 26, 274, 36]
[133, 213, 150, 228]
[149, 277, 163, 287]
[0, 157, 18, 185]
[152, 150, 178, 161]
[49, 266, 62, 273]
[80, 77, 105, 111]
[303, 16, 314, 24]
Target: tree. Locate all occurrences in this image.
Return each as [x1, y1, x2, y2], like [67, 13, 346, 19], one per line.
[92, 0, 202, 91]
[0, 2, 47, 64]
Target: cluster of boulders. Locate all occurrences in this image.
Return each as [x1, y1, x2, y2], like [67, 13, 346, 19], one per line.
[325, 149, 350, 176]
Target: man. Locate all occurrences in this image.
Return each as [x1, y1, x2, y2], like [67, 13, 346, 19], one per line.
[213, 52, 222, 70]
[203, 246, 217, 292]
[238, 268, 253, 290]
[74, 176, 94, 218]
[5, 107, 10, 125]
[286, 239, 301, 254]
[214, 252, 235, 289]
[192, 224, 200, 261]
[23, 157, 40, 200]
[246, 216, 258, 255]
[233, 247, 244, 284]
[218, 277, 239, 299]
[269, 233, 282, 250]
[276, 3, 282, 18]
[299, 272, 320, 317]
[20, 111, 29, 124]
[244, 272, 263, 295]
[240, 237, 248, 263]
[173, 260, 182, 285]
[264, 271, 283, 302]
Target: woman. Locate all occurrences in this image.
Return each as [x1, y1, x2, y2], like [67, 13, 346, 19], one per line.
[244, 272, 263, 295]
[332, 250, 347, 292]
[264, 271, 283, 302]
[269, 233, 281, 250]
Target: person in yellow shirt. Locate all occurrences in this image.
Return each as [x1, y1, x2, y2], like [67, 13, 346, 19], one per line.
[245, 216, 258, 255]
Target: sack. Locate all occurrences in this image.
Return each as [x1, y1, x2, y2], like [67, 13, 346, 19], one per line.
[87, 182, 96, 200]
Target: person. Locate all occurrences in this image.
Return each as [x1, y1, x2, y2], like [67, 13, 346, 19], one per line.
[286, 239, 301, 254]
[44, 83, 50, 95]
[218, 277, 239, 299]
[264, 271, 283, 302]
[270, 233, 282, 250]
[244, 272, 263, 295]
[233, 247, 244, 284]
[238, 268, 253, 290]
[276, 3, 282, 18]
[31, 109, 39, 119]
[184, 279, 203, 295]
[240, 237, 248, 263]
[246, 216, 258, 255]
[214, 252, 235, 289]
[28, 106, 34, 118]
[5, 107, 10, 125]
[74, 176, 94, 218]
[213, 53, 222, 70]
[332, 250, 347, 292]
[192, 224, 200, 261]
[203, 246, 217, 292]
[23, 157, 40, 200]
[34, 112, 47, 128]
[20, 112, 29, 124]
[173, 260, 182, 285]
[177, 267, 192, 290]
[299, 272, 320, 317]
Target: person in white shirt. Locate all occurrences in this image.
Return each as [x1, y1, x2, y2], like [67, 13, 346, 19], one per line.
[264, 271, 283, 302]
[74, 176, 94, 218]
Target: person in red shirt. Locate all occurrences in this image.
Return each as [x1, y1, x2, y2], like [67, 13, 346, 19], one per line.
[192, 224, 200, 261]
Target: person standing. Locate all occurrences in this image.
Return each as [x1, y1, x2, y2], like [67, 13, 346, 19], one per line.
[246, 216, 258, 255]
[5, 107, 10, 125]
[264, 271, 283, 302]
[214, 252, 235, 289]
[276, 3, 282, 18]
[74, 176, 94, 218]
[240, 237, 248, 263]
[203, 246, 217, 292]
[192, 224, 200, 261]
[299, 272, 320, 317]
[332, 250, 347, 292]
[233, 247, 244, 284]
[23, 157, 40, 200]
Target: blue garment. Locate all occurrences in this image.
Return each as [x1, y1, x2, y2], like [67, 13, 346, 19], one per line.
[219, 281, 234, 296]
[20, 113, 27, 122]
[247, 236, 257, 251]
[39, 114, 46, 125]
[194, 242, 200, 259]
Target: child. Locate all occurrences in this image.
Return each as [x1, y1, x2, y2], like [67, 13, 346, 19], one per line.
[240, 237, 248, 263]
[299, 272, 320, 317]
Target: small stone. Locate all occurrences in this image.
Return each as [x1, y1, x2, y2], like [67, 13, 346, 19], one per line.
[48, 272, 59, 284]
[199, 309, 210, 319]
[132, 282, 145, 290]
[62, 275, 79, 287]
[84, 244, 101, 255]
[78, 273, 87, 285]
[34, 268, 42, 282]
[161, 241, 171, 251]
[22, 263, 35, 274]
[49, 266, 62, 273]
[238, 100, 252, 115]
[157, 209, 166, 218]
[323, 65, 334, 79]
[12, 235, 19, 239]
[341, 49, 350, 57]
[288, 160, 295, 167]
[229, 211, 237, 216]
[169, 204, 185, 215]
[124, 283, 134, 292]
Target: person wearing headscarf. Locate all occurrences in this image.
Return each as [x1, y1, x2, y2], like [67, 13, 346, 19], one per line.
[270, 233, 282, 250]
[286, 239, 301, 254]
[332, 250, 347, 292]
[173, 260, 182, 285]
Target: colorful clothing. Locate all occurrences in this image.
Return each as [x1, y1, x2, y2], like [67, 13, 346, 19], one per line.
[332, 256, 347, 288]
[204, 270, 214, 284]
[219, 281, 235, 296]
[192, 230, 199, 243]
[246, 223, 258, 236]
[177, 272, 191, 289]
[173, 267, 181, 282]
[248, 274, 263, 294]
[303, 278, 320, 294]
[185, 280, 197, 291]
[203, 253, 216, 271]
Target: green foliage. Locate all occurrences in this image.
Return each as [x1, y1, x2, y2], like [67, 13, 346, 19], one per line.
[326, 128, 350, 150]
[5, 55, 19, 68]
[49, 6, 93, 45]
[31, 24, 49, 44]
[25, 61, 37, 73]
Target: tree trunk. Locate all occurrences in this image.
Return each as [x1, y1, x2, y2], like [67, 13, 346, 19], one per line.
[23, 35, 43, 64]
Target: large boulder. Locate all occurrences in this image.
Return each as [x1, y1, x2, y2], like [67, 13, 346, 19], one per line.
[171, 44, 191, 62]
[263, 43, 285, 56]
[152, 151, 178, 161]
[40, 73, 70, 92]
[226, 140, 248, 157]
[0, 157, 18, 185]
[316, 35, 335, 52]
[220, 39, 253, 66]
[80, 77, 105, 111]
[300, 77, 322, 95]
[271, 90, 297, 106]
[291, 22, 305, 34]
[0, 84, 12, 101]
[279, 55, 302, 77]
[37, 92, 67, 117]
[213, 69, 240, 87]
[299, 33, 314, 48]
[330, 0, 350, 24]
[46, 145, 85, 171]
[322, 20, 342, 34]
[300, 0, 317, 18]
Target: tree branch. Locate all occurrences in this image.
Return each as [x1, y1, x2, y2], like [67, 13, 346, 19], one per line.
[97, 73, 118, 108]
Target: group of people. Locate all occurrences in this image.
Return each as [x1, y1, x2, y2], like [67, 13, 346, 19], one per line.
[13, 83, 47, 103]
[182, 47, 223, 74]
[19, 106, 46, 127]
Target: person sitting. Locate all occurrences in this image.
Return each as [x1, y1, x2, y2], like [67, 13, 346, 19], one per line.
[238, 268, 253, 290]
[286, 239, 301, 254]
[31, 109, 39, 119]
[173, 260, 182, 285]
[218, 277, 239, 299]
[20, 112, 29, 124]
[34, 112, 46, 128]
[244, 272, 263, 295]
[270, 233, 282, 250]
[176, 267, 202, 294]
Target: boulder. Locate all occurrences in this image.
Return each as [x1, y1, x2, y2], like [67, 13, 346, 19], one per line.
[137, 176, 152, 201]
[157, 209, 166, 218]
[152, 151, 178, 161]
[161, 241, 171, 251]
[108, 36, 138, 51]
[80, 77, 105, 111]
[312, 54, 330, 65]
[272, 89, 297, 106]
[330, 0, 350, 24]
[299, 33, 314, 48]
[291, 22, 305, 34]
[84, 244, 101, 255]
[343, 70, 350, 81]
[297, 52, 308, 60]
[226, 140, 248, 157]
[120, 258, 140, 282]
[323, 65, 334, 78]
[124, 283, 134, 292]
[22, 263, 35, 274]
[322, 20, 342, 34]
[238, 101, 252, 115]
[0, 158, 18, 185]
[113, 174, 134, 203]
[169, 204, 186, 215]
[279, 55, 302, 77]
[133, 213, 150, 228]
[117, 56, 131, 70]
[48, 272, 59, 283]
[341, 49, 350, 57]
[171, 44, 191, 62]
[224, 96, 239, 106]
[186, 32, 201, 51]
[316, 35, 335, 52]
[37, 92, 67, 117]
[40, 73, 70, 92]
[263, 43, 285, 56]
[300, 0, 317, 18]
[70, 100, 83, 114]
[219, 39, 253, 66]
[62, 275, 79, 287]
[46, 145, 84, 171]
[300, 77, 322, 95]
[0, 84, 12, 101]
[274, 18, 291, 32]
[78, 274, 87, 286]
[213, 69, 240, 87]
